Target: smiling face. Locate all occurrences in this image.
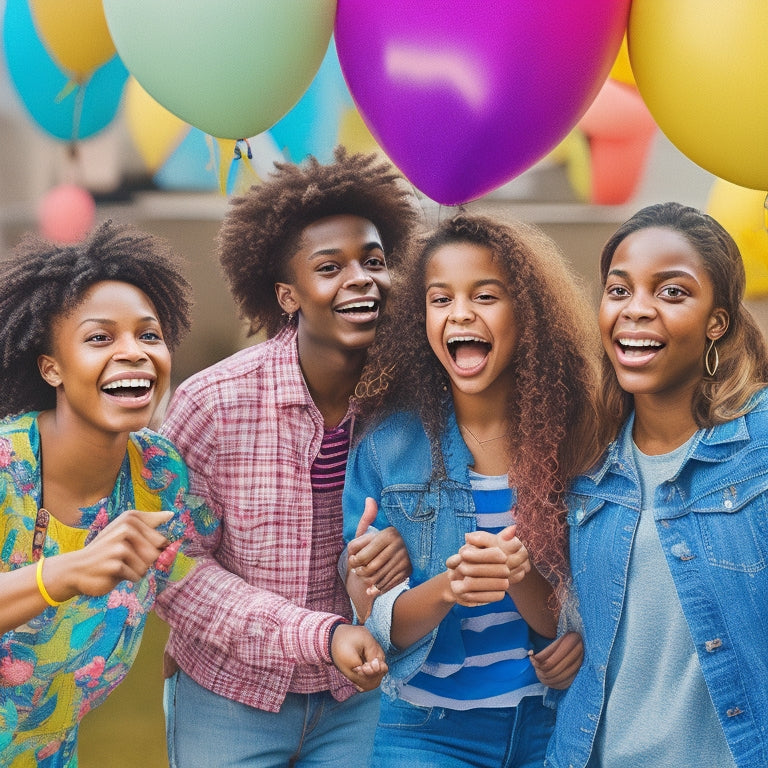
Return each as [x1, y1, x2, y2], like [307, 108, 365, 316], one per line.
[599, 226, 729, 405]
[425, 242, 518, 403]
[275, 214, 391, 357]
[37, 280, 171, 437]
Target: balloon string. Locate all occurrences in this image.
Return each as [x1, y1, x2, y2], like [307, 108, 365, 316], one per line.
[70, 79, 86, 144]
[233, 138, 253, 160]
[763, 192, 768, 232]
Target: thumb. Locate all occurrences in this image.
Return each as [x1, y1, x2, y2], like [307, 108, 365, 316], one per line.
[134, 510, 175, 528]
[355, 497, 378, 539]
[499, 524, 517, 542]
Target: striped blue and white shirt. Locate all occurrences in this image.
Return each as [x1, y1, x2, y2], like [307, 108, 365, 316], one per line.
[399, 471, 545, 710]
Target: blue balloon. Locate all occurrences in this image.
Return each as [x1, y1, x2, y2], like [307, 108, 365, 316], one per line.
[154, 129, 220, 191]
[268, 39, 353, 164]
[2, 0, 128, 141]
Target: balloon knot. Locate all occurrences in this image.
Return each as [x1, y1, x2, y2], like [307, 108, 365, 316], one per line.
[233, 138, 252, 160]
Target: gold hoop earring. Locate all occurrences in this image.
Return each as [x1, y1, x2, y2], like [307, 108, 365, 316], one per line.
[705, 337, 719, 377]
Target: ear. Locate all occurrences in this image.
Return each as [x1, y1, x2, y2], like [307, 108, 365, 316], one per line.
[706, 308, 729, 341]
[274, 283, 300, 315]
[38, 354, 62, 388]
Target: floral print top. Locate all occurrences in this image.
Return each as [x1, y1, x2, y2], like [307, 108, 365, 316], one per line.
[0, 412, 217, 768]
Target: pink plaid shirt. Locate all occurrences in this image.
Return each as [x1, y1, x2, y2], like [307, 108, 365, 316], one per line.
[155, 325, 357, 712]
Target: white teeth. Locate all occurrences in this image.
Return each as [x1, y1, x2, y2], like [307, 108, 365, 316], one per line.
[337, 301, 375, 311]
[102, 378, 152, 390]
[447, 335, 487, 344]
[618, 338, 662, 348]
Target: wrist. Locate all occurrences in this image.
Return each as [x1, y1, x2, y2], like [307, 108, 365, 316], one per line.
[327, 618, 350, 664]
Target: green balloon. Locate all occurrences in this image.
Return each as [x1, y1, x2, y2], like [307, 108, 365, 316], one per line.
[103, 0, 336, 139]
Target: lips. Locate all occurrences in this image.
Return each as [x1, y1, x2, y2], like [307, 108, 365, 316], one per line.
[101, 376, 155, 405]
[333, 297, 381, 324]
[447, 335, 492, 372]
[614, 336, 665, 366]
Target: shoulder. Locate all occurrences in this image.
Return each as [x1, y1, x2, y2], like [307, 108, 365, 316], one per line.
[360, 411, 428, 450]
[130, 429, 187, 471]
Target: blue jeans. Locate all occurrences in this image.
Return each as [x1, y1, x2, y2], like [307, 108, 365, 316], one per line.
[164, 670, 380, 768]
[372, 695, 555, 768]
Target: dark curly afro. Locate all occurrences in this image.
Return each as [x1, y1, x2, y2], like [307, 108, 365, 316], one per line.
[0, 220, 192, 418]
[217, 146, 422, 337]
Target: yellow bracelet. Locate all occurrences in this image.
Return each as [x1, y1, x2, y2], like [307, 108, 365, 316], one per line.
[36, 555, 63, 607]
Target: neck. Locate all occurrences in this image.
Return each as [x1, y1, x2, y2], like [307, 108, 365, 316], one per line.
[453, 388, 510, 475]
[297, 338, 366, 428]
[632, 391, 699, 454]
[37, 410, 129, 522]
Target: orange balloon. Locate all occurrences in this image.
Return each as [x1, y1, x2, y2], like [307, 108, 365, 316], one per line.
[29, 0, 116, 80]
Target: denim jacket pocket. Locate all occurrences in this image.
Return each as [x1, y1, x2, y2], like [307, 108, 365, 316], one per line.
[381, 484, 437, 573]
[567, 495, 605, 577]
[693, 480, 768, 573]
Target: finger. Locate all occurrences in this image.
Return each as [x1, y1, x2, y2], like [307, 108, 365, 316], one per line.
[455, 547, 508, 565]
[463, 530, 499, 549]
[354, 497, 379, 539]
[498, 524, 517, 542]
[132, 510, 175, 528]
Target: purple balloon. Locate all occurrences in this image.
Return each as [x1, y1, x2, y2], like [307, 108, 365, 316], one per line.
[335, 1, 631, 205]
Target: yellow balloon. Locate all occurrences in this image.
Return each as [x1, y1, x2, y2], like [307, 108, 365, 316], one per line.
[30, 0, 116, 80]
[125, 78, 188, 172]
[706, 179, 768, 299]
[609, 35, 635, 88]
[337, 107, 382, 156]
[629, 0, 768, 191]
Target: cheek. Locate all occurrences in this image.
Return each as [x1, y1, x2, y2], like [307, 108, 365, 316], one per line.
[424, 309, 444, 357]
[597, 302, 615, 349]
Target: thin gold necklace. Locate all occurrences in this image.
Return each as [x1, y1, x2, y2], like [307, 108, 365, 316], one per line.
[459, 424, 506, 446]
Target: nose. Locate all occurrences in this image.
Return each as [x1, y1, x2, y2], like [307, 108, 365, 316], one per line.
[448, 296, 474, 324]
[113, 333, 149, 362]
[343, 261, 374, 289]
[621, 290, 656, 321]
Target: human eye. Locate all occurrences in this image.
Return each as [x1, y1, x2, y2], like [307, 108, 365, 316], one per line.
[364, 253, 387, 269]
[659, 285, 688, 300]
[140, 329, 164, 342]
[427, 290, 451, 306]
[85, 332, 111, 344]
[604, 283, 630, 299]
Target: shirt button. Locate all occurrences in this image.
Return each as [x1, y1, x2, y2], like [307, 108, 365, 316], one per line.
[724, 499, 733, 509]
[726, 707, 744, 717]
[704, 638, 723, 652]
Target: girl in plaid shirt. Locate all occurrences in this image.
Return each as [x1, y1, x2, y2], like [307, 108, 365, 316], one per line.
[156, 148, 421, 768]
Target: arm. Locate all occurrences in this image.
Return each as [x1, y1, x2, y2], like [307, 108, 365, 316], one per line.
[529, 631, 584, 689]
[154, 387, 347, 671]
[1, 510, 173, 636]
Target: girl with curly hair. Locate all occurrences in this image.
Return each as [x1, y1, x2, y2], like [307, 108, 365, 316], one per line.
[0, 221, 215, 767]
[154, 148, 421, 768]
[343, 212, 603, 767]
[548, 202, 768, 768]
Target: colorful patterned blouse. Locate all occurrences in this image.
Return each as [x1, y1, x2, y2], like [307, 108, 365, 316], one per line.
[0, 412, 216, 768]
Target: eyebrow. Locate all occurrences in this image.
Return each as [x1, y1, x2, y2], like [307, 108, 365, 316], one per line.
[77, 315, 159, 328]
[607, 268, 698, 282]
[308, 241, 385, 260]
[426, 278, 507, 291]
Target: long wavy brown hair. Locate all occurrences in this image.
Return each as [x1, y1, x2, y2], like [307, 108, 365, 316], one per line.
[356, 213, 604, 592]
[598, 202, 768, 435]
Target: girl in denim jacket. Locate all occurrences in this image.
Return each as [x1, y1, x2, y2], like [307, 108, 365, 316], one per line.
[343, 213, 604, 767]
[547, 202, 768, 768]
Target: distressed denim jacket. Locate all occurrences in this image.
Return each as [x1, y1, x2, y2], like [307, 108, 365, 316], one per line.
[343, 409, 551, 703]
[546, 390, 768, 768]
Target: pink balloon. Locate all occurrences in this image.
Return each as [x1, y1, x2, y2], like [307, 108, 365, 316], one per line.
[38, 184, 96, 244]
[335, 1, 631, 205]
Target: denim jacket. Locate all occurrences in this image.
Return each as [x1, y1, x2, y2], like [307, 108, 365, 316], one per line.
[546, 390, 768, 768]
[343, 408, 550, 703]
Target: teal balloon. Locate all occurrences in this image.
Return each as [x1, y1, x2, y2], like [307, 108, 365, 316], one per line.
[103, 0, 337, 140]
[154, 130, 220, 191]
[269, 39, 353, 163]
[3, 0, 128, 141]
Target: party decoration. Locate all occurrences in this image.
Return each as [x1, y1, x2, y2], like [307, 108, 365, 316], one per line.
[609, 34, 635, 88]
[707, 180, 768, 299]
[629, 0, 768, 191]
[335, 0, 630, 205]
[577, 79, 657, 205]
[29, 0, 115, 81]
[103, 0, 336, 140]
[3, 0, 128, 141]
[38, 184, 96, 244]
[124, 78, 220, 191]
[268, 40, 353, 164]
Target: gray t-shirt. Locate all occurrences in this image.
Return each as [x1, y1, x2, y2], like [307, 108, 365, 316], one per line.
[588, 432, 735, 768]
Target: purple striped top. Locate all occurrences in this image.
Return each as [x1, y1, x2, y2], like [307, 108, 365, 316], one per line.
[310, 424, 350, 492]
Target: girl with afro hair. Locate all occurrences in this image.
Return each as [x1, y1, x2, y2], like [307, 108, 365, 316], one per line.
[154, 148, 422, 768]
[342, 212, 605, 767]
[0, 221, 215, 767]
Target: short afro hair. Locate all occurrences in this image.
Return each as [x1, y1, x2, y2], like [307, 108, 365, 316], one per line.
[0, 220, 192, 417]
[217, 146, 421, 337]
